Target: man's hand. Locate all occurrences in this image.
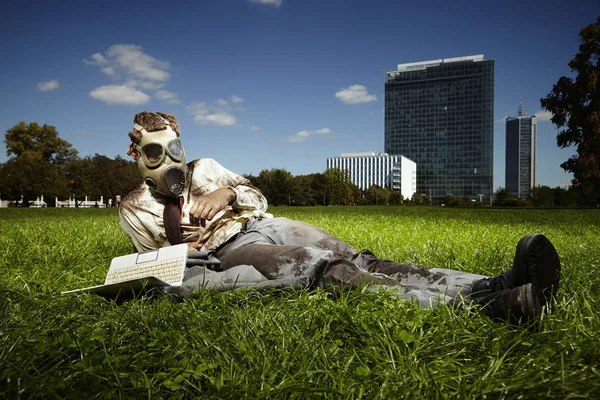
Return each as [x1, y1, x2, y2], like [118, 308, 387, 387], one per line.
[189, 188, 236, 227]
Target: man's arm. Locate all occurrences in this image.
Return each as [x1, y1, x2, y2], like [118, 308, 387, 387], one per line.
[118, 187, 165, 252]
[119, 207, 162, 252]
[188, 159, 268, 226]
[189, 187, 236, 227]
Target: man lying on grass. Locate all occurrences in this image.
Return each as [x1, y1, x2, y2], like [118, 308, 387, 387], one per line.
[119, 111, 561, 325]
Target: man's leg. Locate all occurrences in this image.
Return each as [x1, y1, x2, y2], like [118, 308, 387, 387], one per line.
[217, 218, 486, 308]
[350, 249, 487, 307]
[217, 218, 560, 321]
[228, 217, 358, 258]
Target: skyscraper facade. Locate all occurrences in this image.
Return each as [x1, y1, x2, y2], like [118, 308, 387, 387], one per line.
[327, 152, 417, 200]
[384, 55, 494, 203]
[505, 104, 537, 199]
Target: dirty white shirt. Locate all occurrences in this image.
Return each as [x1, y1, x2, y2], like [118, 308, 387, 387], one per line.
[119, 158, 272, 252]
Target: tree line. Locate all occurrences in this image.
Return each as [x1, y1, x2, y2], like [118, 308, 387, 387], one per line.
[243, 168, 405, 206]
[0, 122, 407, 207]
[491, 186, 583, 208]
[0, 121, 593, 208]
[0, 122, 140, 205]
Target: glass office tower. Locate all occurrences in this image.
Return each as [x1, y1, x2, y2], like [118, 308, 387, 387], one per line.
[505, 104, 537, 199]
[384, 55, 494, 204]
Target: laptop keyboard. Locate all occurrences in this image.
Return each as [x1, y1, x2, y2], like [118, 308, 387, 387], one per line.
[104, 257, 185, 285]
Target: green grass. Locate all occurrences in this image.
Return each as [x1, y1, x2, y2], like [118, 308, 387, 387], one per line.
[1, 207, 599, 398]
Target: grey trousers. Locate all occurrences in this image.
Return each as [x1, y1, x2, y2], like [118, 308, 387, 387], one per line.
[216, 217, 487, 308]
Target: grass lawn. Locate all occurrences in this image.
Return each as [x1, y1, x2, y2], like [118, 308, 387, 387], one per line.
[1, 206, 599, 398]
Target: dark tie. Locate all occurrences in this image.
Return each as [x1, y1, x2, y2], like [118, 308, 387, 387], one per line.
[163, 195, 184, 245]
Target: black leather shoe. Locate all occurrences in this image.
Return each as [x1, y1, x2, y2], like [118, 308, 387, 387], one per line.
[472, 234, 561, 305]
[479, 283, 540, 325]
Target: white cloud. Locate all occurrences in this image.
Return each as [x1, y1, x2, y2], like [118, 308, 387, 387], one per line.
[85, 44, 174, 105]
[138, 81, 165, 91]
[285, 128, 332, 142]
[195, 112, 237, 126]
[335, 85, 377, 104]
[187, 101, 237, 126]
[101, 67, 116, 77]
[155, 90, 181, 105]
[494, 116, 508, 124]
[249, 0, 282, 7]
[250, 125, 261, 131]
[188, 95, 246, 127]
[103, 44, 170, 82]
[89, 85, 151, 105]
[36, 80, 59, 91]
[215, 96, 243, 106]
[83, 53, 108, 66]
[187, 101, 207, 115]
[534, 109, 553, 121]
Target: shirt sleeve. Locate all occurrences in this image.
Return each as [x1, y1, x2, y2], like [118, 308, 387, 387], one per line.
[193, 159, 269, 213]
[119, 197, 164, 252]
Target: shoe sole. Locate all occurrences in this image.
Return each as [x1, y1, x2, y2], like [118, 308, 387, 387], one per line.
[514, 234, 561, 305]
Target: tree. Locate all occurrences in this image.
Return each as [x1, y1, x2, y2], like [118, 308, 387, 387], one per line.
[323, 168, 353, 205]
[389, 191, 404, 205]
[65, 155, 140, 200]
[0, 153, 70, 200]
[493, 187, 511, 206]
[531, 186, 555, 207]
[412, 193, 424, 205]
[1, 121, 79, 204]
[540, 17, 600, 202]
[256, 168, 295, 205]
[5, 122, 78, 163]
[291, 175, 316, 206]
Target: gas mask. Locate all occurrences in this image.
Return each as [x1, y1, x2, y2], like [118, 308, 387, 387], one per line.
[132, 120, 187, 197]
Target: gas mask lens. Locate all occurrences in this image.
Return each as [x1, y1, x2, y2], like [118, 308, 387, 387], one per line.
[142, 144, 164, 167]
[167, 139, 184, 160]
[141, 139, 184, 168]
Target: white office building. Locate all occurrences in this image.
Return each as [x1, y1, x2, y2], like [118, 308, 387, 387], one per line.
[327, 152, 417, 200]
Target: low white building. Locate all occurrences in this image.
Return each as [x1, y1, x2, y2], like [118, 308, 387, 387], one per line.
[327, 152, 417, 200]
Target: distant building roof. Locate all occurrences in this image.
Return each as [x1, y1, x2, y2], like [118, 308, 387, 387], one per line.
[340, 151, 376, 157]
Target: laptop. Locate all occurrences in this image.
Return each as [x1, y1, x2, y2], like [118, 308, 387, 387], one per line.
[62, 243, 188, 298]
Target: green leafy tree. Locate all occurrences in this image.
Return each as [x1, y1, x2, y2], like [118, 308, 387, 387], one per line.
[5, 122, 78, 163]
[540, 17, 600, 202]
[291, 175, 315, 206]
[389, 191, 404, 205]
[365, 185, 391, 205]
[1, 122, 78, 204]
[256, 168, 295, 205]
[310, 173, 328, 205]
[531, 186, 555, 207]
[65, 155, 140, 201]
[0, 153, 70, 201]
[323, 168, 353, 205]
[412, 193, 424, 205]
[493, 187, 511, 206]
[553, 187, 578, 207]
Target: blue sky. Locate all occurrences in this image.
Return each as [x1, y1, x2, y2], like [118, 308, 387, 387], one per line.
[1, 0, 598, 190]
